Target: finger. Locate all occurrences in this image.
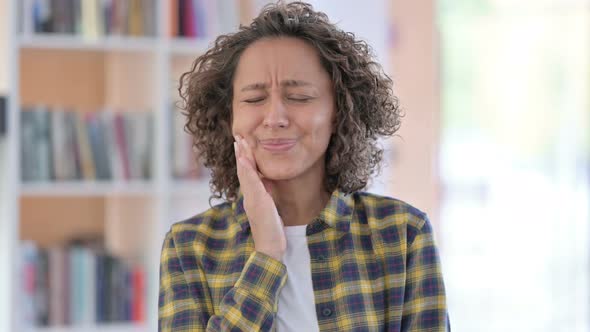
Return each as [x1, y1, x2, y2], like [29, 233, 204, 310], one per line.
[234, 136, 242, 160]
[234, 141, 244, 180]
[234, 136, 249, 172]
[240, 137, 256, 165]
[235, 136, 256, 171]
[238, 136, 265, 178]
[235, 140, 251, 185]
[234, 136, 248, 163]
[234, 136, 264, 192]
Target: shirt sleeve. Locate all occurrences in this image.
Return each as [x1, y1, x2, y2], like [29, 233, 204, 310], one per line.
[158, 230, 288, 332]
[401, 216, 451, 332]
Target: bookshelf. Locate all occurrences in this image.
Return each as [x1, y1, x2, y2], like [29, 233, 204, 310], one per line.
[20, 181, 154, 196]
[18, 34, 157, 51]
[2, 1, 259, 331]
[32, 324, 147, 332]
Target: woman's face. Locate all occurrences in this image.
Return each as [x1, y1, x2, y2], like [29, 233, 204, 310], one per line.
[231, 37, 336, 181]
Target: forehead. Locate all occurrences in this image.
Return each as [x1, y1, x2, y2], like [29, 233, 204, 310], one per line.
[233, 37, 330, 87]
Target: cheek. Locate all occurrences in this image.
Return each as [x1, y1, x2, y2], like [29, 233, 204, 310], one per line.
[231, 109, 256, 135]
[308, 112, 335, 141]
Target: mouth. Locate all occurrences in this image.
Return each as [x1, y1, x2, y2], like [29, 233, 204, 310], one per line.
[259, 139, 297, 152]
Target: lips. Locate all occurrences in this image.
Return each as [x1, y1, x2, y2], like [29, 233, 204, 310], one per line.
[259, 139, 297, 152]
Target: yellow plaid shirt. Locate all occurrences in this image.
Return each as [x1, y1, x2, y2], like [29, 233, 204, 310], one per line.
[159, 190, 450, 331]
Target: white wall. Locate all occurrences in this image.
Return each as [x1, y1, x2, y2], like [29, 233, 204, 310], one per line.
[305, 0, 388, 68]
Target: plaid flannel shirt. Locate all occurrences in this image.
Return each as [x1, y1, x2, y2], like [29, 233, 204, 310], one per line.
[159, 190, 450, 331]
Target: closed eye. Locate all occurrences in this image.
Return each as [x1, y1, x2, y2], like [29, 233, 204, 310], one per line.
[244, 97, 266, 103]
[287, 95, 313, 102]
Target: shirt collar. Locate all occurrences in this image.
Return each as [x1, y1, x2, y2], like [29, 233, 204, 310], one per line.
[232, 189, 354, 234]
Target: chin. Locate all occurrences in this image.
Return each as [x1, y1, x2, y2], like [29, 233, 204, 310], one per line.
[259, 163, 302, 181]
[261, 168, 300, 181]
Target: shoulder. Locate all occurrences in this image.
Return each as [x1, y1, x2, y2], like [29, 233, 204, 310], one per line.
[165, 201, 237, 247]
[350, 191, 430, 246]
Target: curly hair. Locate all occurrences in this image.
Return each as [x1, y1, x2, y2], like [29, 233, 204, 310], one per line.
[178, 1, 402, 202]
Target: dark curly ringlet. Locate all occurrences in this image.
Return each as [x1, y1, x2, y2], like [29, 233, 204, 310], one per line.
[178, 1, 402, 203]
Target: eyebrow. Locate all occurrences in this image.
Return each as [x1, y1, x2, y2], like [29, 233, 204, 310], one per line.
[240, 80, 313, 92]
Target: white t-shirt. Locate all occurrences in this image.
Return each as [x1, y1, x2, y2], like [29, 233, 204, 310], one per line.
[276, 225, 320, 332]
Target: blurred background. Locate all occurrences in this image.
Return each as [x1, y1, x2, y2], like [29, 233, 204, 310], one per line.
[0, 0, 588, 331]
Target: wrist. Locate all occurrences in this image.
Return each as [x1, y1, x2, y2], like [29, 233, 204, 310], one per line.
[255, 248, 284, 261]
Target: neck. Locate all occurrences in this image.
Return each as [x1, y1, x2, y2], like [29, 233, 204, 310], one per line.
[268, 161, 331, 227]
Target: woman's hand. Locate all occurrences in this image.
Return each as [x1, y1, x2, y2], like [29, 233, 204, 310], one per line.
[234, 135, 287, 261]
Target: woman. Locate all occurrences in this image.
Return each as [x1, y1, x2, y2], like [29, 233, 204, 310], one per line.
[159, 2, 449, 331]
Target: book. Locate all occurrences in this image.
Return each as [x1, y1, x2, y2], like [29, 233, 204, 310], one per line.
[20, 109, 36, 182]
[170, 0, 178, 37]
[173, 0, 241, 38]
[75, 111, 97, 180]
[131, 265, 145, 322]
[113, 112, 131, 180]
[127, 0, 143, 36]
[0, 96, 6, 136]
[30, 0, 155, 37]
[48, 246, 67, 325]
[20, 106, 162, 183]
[51, 109, 68, 181]
[134, 112, 153, 180]
[81, 0, 100, 40]
[100, 111, 123, 181]
[36, 250, 50, 325]
[86, 112, 112, 180]
[35, 107, 54, 181]
[22, 242, 146, 327]
[68, 246, 96, 324]
[64, 111, 82, 180]
[33, 0, 53, 33]
[22, 106, 54, 181]
[20, 242, 38, 326]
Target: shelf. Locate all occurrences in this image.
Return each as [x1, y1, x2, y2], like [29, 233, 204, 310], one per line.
[29, 323, 147, 332]
[20, 180, 155, 197]
[16, 34, 216, 55]
[171, 178, 212, 197]
[18, 34, 158, 52]
[169, 37, 213, 56]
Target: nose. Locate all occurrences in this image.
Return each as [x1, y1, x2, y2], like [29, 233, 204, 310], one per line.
[262, 94, 289, 129]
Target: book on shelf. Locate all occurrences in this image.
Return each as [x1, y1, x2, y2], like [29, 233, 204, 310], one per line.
[171, 105, 204, 179]
[20, 106, 153, 183]
[25, 0, 156, 38]
[20, 240, 146, 327]
[0, 96, 6, 136]
[170, 0, 241, 39]
[21, 108, 54, 182]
